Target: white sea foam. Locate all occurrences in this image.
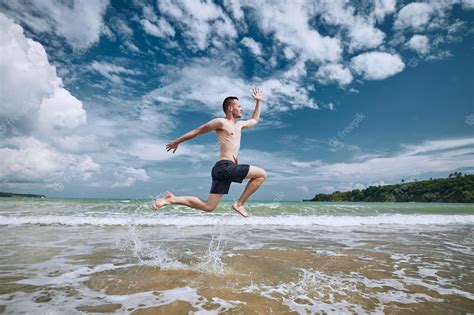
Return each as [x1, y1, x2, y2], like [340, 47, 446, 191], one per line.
[243, 268, 445, 314]
[1, 214, 473, 227]
[3, 282, 237, 314]
[443, 241, 473, 255]
[16, 263, 135, 286]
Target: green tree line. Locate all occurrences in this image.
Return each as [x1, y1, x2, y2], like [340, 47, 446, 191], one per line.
[304, 173, 474, 203]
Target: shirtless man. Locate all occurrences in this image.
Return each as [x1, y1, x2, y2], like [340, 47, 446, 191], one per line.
[153, 87, 267, 217]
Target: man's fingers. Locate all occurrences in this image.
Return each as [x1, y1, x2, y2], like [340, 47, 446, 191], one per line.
[250, 87, 262, 100]
[251, 87, 262, 96]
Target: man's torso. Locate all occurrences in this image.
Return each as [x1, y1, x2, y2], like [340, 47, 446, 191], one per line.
[215, 119, 243, 162]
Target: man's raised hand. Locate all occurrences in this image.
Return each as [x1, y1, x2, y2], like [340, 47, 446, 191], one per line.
[166, 141, 179, 153]
[251, 87, 264, 102]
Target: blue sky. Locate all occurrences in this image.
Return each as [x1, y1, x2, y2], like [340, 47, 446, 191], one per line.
[0, 0, 473, 201]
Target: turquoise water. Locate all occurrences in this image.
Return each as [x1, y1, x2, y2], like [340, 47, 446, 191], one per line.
[1, 198, 473, 224]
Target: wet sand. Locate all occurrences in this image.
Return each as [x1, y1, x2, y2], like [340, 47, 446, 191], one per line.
[2, 244, 472, 314]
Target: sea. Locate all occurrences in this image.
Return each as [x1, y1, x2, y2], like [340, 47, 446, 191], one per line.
[0, 198, 473, 314]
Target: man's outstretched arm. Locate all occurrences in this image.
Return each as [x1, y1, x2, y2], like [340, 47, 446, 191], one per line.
[242, 87, 264, 129]
[166, 118, 223, 153]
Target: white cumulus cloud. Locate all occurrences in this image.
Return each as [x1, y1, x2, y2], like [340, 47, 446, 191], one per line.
[350, 52, 405, 80]
[348, 21, 386, 51]
[407, 35, 430, 55]
[316, 63, 353, 86]
[373, 0, 397, 22]
[254, 1, 342, 63]
[394, 2, 434, 31]
[0, 13, 87, 137]
[0, 0, 109, 50]
[157, 0, 237, 51]
[0, 137, 99, 183]
[38, 88, 87, 133]
[241, 37, 263, 57]
[0, 13, 100, 188]
[314, 1, 385, 52]
[112, 167, 150, 188]
[143, 57, 318, 118]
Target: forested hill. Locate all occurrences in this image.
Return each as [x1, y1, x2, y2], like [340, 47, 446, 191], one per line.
[0, 192, 46, 198]
[304, 173, 474, 203]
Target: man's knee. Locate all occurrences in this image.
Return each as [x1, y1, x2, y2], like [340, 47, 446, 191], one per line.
[256, 168, 267, 180]
[204, 194, 222, 212]
[247, 166, 267, 179]
[204, 202, 218, 212]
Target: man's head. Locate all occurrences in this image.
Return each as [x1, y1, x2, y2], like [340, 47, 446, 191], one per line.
[222, 96, 242, 118]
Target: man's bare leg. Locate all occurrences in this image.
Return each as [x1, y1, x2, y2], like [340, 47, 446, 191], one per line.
[233, 166, 267, 217]
[154, 192, 223, 212]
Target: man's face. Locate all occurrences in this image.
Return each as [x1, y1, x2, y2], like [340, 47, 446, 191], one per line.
[231, 100, 242, 118]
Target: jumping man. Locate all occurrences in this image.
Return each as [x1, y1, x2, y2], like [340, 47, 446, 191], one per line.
[153, 87, 267, 217]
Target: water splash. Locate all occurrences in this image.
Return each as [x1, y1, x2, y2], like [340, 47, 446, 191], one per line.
[118, 219, 183, 269]
[199, 233, 226, 274]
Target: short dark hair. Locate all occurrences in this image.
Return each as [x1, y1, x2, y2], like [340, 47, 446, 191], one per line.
[222, 96, 238, 113]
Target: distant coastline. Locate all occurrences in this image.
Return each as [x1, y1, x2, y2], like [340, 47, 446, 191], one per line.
[0, 192, 46, 198]
[304, 173, 474, 203]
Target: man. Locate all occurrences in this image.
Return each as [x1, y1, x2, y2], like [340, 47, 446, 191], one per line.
[153, 87, 267, 217]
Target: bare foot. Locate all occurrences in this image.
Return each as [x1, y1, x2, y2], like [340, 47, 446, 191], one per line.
[153, 192, 174, 210]
[232, 202, 249, 217]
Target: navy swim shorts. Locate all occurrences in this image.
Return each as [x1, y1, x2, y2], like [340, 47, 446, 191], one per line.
[210, 160, 250, 194]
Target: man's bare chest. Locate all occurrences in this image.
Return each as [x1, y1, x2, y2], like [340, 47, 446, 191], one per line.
[218, 123, 242, 139]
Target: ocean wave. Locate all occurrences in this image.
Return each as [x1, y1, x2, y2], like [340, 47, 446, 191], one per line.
[1, 214, 473, 227]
